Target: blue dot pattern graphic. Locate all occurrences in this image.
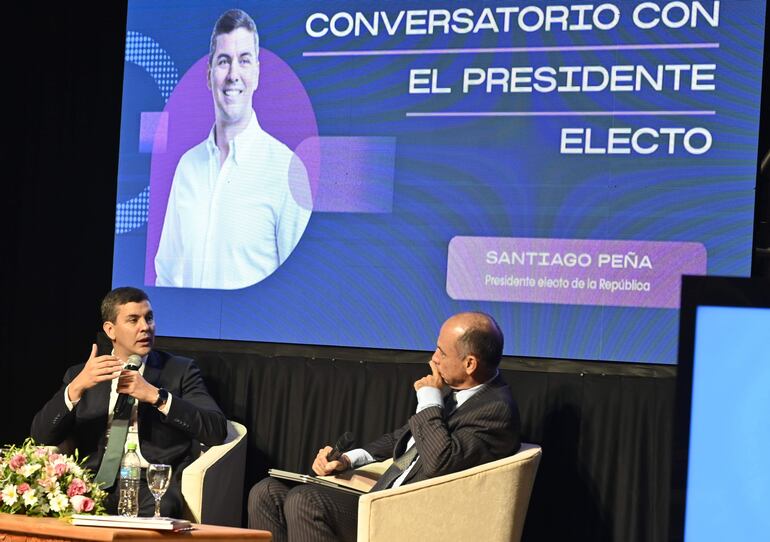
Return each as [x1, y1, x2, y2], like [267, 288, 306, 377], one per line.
[124, 31, 179, 102]
[116, 186, 150, 235]
[117, 32, 180, 235]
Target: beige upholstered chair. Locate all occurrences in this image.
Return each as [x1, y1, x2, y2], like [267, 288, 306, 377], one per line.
[181, 419, 247, 527]
[357, 443, 542, 542]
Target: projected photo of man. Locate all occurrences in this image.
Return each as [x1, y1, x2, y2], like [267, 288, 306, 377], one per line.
[155, 8, 311, 290]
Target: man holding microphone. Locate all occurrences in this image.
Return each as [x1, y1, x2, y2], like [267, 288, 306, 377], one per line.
[31, 287, 227, 516]
[248, 311, 521, 542]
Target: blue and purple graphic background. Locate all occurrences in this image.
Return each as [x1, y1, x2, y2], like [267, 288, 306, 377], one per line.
[113, 1, 765, 363]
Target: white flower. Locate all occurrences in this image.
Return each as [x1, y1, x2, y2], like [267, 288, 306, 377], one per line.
[19, 463, 42, 477]
[1, 439, 104, 517]
[48, 492, 70, 513]
[23, 489, 38, 508]
[1, 485, 18, 506]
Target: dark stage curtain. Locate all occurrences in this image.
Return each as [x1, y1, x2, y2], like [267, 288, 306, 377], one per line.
[0, 4, 762, 540]
[160, 339, 675, 542]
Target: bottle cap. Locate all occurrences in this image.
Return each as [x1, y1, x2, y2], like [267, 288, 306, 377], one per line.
[126, 442, 137, 451]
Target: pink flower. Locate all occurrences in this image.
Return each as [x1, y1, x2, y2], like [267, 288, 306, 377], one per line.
[34, 447, 48, 457]
[47, 453, 62, 462]
[54, 462, 68, 476]
[38, 476, 56, 491]
[9, 453, 26, 470]
[70, 495, 95, 513]
[17, 483, 30, 495]
[67, 478, 87, 497]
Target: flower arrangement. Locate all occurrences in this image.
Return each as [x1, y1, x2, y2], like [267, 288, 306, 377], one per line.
[0, 438, 106, 517]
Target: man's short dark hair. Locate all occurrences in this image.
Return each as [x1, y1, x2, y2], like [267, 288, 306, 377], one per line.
[101, 287, 149, 323]
[209, 8, 259, 66]
[456, 312, 504, 369]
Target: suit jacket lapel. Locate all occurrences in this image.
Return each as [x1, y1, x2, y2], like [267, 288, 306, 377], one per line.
[137, 351, 164, 421]
[392, 430, 412, 458]
[449, 374, 503, 416]
[396, 383, 490, 458]
[395, 376, 509, 486]
[142, 351, 163, 388]
[86, 379, 113, 417]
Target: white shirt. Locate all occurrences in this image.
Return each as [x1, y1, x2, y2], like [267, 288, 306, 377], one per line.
[155, 112, 312, 289]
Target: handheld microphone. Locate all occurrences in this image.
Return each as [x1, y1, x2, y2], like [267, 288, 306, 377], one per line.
[114, 354, 142, 417]
[123, 354, 142, 371]
[326, 432, 355, 462]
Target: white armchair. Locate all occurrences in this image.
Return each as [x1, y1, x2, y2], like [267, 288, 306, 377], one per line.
[181, 419, 248, 527]
[357, 443, 542, 542]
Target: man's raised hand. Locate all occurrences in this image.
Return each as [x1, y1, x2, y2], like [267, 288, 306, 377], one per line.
[68, 344, 123, 402]
[116, 369, 159, 404]
[414, 359, 446, 391]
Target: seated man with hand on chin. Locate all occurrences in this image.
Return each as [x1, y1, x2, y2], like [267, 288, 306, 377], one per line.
[248, 311, 521, 542]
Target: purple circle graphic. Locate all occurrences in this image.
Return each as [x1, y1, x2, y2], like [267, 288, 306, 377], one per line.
[144, 49, 318, 285]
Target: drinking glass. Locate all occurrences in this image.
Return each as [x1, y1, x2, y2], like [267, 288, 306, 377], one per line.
[147, 463, 172, 518]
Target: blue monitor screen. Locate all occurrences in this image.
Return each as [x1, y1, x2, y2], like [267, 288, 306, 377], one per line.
[672, 276, 770, 540]
[682, 305, 770, 540]
[112, 1, 765, 363]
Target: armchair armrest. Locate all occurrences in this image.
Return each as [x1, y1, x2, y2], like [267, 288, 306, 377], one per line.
[357, 444, 542, 542]
[181, 420, 247, 527]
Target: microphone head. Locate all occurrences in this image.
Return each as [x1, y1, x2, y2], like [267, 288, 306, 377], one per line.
[326, 432, 356, 462]
[125, 354, 142, 370]
[334, 432, 355, 452]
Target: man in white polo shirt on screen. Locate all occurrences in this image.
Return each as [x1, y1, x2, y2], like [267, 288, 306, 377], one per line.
[155, 8, 311, 290]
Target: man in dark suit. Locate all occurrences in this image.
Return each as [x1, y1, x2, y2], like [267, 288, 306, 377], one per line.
[31, 287, 227, 516]
[248, 311, 521, 542]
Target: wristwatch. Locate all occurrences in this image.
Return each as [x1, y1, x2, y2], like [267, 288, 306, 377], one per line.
[153, 387, 169, 409]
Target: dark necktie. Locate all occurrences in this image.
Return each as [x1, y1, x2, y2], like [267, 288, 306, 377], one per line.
[371, 392, 458, 491]
[94, 397, 135, 488]
[371, 443, 418, 492]
[444, 390, 458, 413]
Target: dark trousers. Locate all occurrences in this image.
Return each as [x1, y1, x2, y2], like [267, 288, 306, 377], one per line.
[104, 469, 183, 518]
[248, 478, 360, 542]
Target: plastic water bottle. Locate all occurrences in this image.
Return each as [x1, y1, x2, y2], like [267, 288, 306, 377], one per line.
[117, 442, 141, 517]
